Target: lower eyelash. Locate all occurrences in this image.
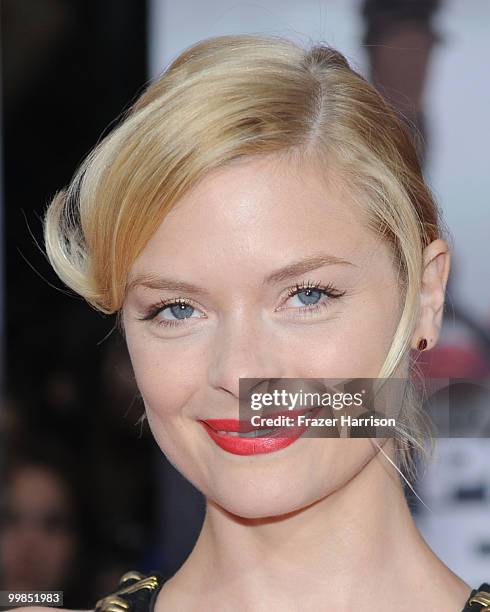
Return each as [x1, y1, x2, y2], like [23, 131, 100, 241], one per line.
[140, 281, 344, 328]
[281, 291, 340, 320]
[138, 298, 196, 326]
[153, 317, 188, 328]
[292, 300, 329, 317]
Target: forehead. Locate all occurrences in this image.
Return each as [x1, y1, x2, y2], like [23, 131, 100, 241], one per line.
[132, 154, 373, 269]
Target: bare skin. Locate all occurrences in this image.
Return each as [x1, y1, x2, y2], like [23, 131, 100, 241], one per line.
[16, 153, 471, 611]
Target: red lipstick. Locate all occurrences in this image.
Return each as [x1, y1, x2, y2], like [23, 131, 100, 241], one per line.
[199, 407, 321, 456]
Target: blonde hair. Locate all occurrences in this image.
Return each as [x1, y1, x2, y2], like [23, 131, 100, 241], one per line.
[44, 34, 448, 481]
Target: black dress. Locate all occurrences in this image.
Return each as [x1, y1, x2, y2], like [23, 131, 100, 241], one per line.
[94, 569, 490, 611]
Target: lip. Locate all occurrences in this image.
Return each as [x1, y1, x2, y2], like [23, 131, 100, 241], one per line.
[199, 406, 322, 456]
[201, 406, 320, 432]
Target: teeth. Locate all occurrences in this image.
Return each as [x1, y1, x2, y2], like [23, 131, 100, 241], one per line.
[216, 428, 277, 437]
[241, 428, 277, 437]
[213, 410, 320, 438]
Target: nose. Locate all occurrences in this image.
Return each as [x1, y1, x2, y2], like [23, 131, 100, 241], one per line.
[207, 312, 285, 399]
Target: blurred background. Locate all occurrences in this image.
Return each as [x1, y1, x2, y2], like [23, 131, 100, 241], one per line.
[0, 0, 489, 606]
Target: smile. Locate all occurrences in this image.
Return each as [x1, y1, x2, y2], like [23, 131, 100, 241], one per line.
[198, 407, 322, 455]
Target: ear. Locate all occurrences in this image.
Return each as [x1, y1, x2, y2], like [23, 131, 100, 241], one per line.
[411, 238, 451, 351]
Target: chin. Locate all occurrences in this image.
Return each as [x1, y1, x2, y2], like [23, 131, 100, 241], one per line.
[202, 469, 330, 520]
[209, 490, 319, 520]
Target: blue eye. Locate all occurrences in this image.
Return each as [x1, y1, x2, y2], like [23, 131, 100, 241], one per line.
[139, 280, 345, 329]
[285, 281, 345, 312]
[164, 302, 196, 320]
[140, 298, 204, 328]
[290, 287, 323, 306]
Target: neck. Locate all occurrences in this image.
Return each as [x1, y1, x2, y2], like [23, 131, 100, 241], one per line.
[163, 440, 471, 611]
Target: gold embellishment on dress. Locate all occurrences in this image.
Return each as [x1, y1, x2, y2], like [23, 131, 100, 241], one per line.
[469, 590, 490, 608]
[119, 571, 145, 585]
[95, 574, 161, 612]
[95, 595, 129, 612]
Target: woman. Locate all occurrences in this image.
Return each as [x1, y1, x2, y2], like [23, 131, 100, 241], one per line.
[0, 440, 94, 609]
[20, 34, 490, 610]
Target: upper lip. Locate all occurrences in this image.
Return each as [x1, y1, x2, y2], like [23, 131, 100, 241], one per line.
[199, 406, 321, 432]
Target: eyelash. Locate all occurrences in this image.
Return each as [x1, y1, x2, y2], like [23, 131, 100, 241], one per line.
[138, 279, 346, 329]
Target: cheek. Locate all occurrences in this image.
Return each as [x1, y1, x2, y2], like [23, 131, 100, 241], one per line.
[125, 329, 207, 418]
[330, 286, 400, 378]
[331, 313, 396, 377]
[282, 302, 399, 380]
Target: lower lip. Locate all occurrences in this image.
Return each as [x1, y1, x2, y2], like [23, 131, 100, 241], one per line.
[199, 408, 321, 456]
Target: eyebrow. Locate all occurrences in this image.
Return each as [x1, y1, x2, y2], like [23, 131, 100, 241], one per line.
[263, 253, 356, 285]
[126, 253, 356, 296]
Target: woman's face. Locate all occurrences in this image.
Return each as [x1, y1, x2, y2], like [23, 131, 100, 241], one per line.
[122, 154, 403, 518]
[0, 466, 77, 590]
